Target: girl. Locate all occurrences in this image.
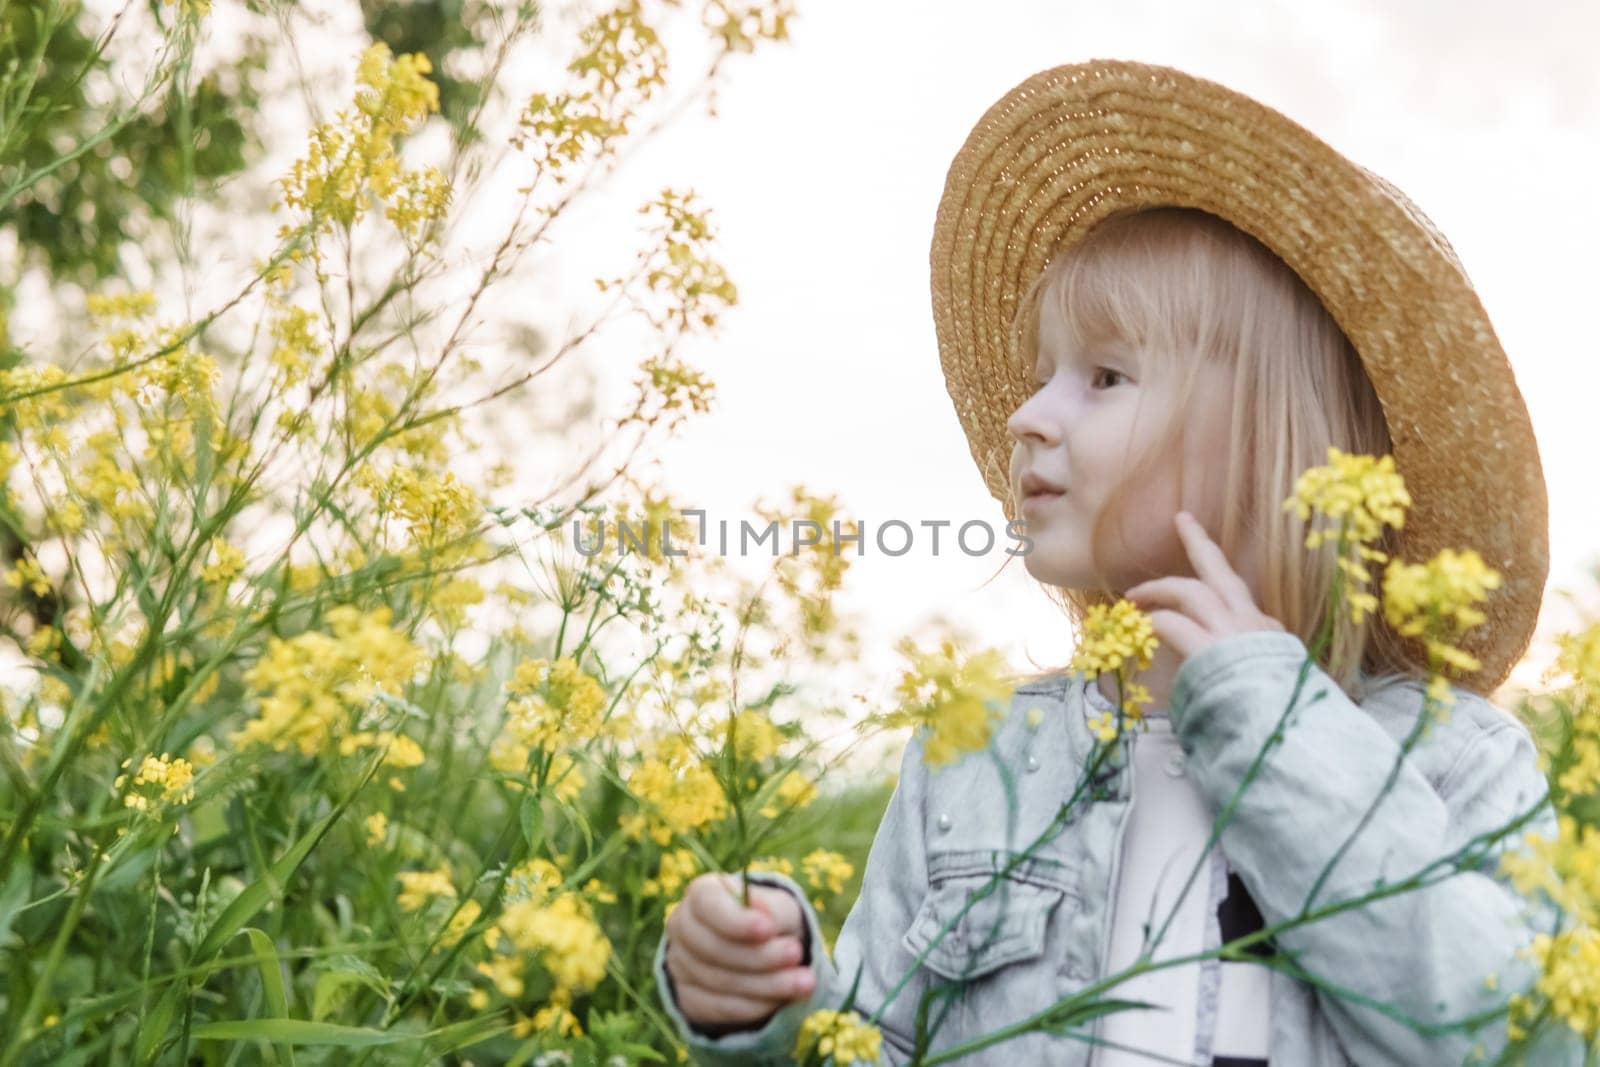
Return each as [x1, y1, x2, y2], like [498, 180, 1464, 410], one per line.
[652, 60, 1580, 1065]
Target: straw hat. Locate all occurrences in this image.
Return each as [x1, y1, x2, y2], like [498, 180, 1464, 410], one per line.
[929, 58, 1547, 696]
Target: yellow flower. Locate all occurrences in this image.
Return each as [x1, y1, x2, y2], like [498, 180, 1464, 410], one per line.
[716, 708, 786, 763]
[506, 857, 565, 904]
[748, 856, 796, 877]
[1070, 599, 1157, 679]
[795, 1009, 883, 1066]
[491, 892, 611, 993]
[441, 899, 482, 948]
[498, 656, 609, 753]
[878, 637, 1013, 768]
[1554, 622, 1600, 696]
[397, 864, 456, 912]
[199, 538, 246, 585]
[527, 997, 583, 1038]
[1498, 813, 1600, 1042]
[232, 605, 425, 757]
[1283, 447, 1411, 548]
[801, 849, 853, 895]
[759, 770, 818, 818]
[365, 812, 388, 846]
[1381, 548, 1502, 683]
[4, 557, 50, 598]
[619, 738, 730, 844]
[277, 43, 443, 242]
[113, 753, 197, 810]
[642, 849, 701, 898]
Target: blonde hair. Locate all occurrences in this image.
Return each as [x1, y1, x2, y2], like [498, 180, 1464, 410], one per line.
[1007, 206, 1429, 703]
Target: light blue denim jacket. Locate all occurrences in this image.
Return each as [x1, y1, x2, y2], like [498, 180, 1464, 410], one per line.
[653, 631, 1586, 1065]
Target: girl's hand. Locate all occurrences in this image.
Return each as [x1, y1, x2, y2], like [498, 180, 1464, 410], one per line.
[664, 873, 816, 1029]
[1124, 511, 1286, 662]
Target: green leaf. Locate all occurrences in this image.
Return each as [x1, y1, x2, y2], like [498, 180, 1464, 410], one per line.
[0, 851, 31, 944]
[518, 791, 544, 854]
[189, 1019, 419, 1046]
[310, 957, 387, 1023]
[611, 1042, 668, 1062]
[194, 755, 379, 963]
[134, 985, 182, 1065]
[242, 928, 295, 1066]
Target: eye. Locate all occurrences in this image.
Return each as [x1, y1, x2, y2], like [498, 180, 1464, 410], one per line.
[1091, 366, 1128, 390]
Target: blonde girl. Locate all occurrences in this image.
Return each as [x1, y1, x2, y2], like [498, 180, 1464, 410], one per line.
[652, 59, 1579, 1066]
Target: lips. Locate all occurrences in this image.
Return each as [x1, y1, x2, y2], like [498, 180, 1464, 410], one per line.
[1020, 471, 1067, 501]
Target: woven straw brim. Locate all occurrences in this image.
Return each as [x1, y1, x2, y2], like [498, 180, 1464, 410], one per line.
[929, 58, 1547, 696]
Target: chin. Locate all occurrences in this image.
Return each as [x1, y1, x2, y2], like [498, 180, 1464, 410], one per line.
[1020, 545, 1084, 590]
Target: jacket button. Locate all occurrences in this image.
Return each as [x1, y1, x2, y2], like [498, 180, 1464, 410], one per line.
[1025, 755, 1041, 773]
[936, 813, 952, 832]
[1163, 751, 1187, 777]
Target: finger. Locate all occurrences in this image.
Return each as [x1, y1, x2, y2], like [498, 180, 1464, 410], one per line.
[687, 874, 781, 943]
[667, 939, 816, 1002]
[675, 983, 794, 1028]
[672, 911, 807, 975]
[1144, 608, 1211, 661]
[1175, 511, 1258, 612]
[746, 883, 804, 938]
[1126, 576, 1227, 632]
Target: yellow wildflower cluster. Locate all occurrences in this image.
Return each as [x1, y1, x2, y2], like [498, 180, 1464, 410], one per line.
[877, 637, 1012, 768]
[619, 735, 730, 845]
[522, 988, 583, 1039]
[1284, 447, 1411, 547]
[761, 487, 859, 648]
[1284, 447, 1412, 623]
[277, 43, 450, 244]
[337, 730, 425, 769]
[748, 856, 796, 877]
[1070, 600, 1157, 740]
[1380, 548, 1502, 712]
[1498, 813, 1600, 1043]
[636, 189, 740, 334]
[356, 464, 482, 554]
[114, 753, 197, 811]
[635, 354, 716, 423]
[488, 657, 611, 796]
[442, 899, 483, 948]
[642, 848, 701, 898]
[4, 556, 50, 598]
[758, 769, 818, 819]
[1547, 623, 1600, 795]
[232, 605, 426, 757]
[715, 708, 786, 763]
[397, 864, 456, 912]
[801, 849, 854, 910]
[475, 891, 612, 1003]
[199, 538, 247, 585]
[1071, 599, 1158, 677]
[795, 1008, 883, 1066]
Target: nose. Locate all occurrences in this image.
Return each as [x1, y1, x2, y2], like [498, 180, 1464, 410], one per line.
[1006, 388, 1059, 446]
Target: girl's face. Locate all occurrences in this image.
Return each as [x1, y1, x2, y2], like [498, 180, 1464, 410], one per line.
[1006, 308, 1243, 596]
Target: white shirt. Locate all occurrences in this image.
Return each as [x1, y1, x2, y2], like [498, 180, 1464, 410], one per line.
[1085, 679, 1273, 1066]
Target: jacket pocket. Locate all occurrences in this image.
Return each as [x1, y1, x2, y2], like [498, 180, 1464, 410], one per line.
[901, 849, 1074, 982]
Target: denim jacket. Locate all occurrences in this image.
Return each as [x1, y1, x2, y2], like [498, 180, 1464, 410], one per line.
[653, 630, 1585, 1065]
